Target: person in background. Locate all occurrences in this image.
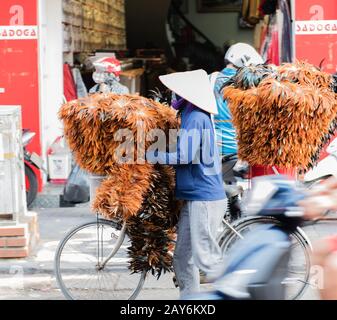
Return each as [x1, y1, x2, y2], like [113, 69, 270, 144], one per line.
[211, 43, 264, 157]
[89, 57, 129, 94]
[146, 70, 226, 298]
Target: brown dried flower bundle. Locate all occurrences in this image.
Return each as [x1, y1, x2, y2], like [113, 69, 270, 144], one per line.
[59, 94, 180, 277]
[127, 165, 182, 277]
[224, 61, 337, 170]
[59, 93, 179, 174]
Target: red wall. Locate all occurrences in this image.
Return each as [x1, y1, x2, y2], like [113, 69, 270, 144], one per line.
[294, 0, 337, 74]
[0, 0, 41, 186]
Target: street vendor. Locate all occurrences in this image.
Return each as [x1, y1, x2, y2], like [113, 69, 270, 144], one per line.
[146, 69, 226, 298]
[212, 42, 264, 156]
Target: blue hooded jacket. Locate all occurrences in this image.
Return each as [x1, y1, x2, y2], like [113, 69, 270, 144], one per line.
[146, 100, 225, 201]
[213, 68, 238, 156]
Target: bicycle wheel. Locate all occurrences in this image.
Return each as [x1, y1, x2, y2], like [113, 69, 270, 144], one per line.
[219, 216, 311, 300]
[55, 219, 146, 300]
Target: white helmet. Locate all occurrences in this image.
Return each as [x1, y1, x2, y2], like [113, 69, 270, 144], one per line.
[225, 43, 264, 68]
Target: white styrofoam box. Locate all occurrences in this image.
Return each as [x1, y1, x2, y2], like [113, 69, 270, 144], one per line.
[88, 174, 106, 203]
[0, 161, 15, 214]
[48, 154, 72, 180]
[0, 105, 24, 218]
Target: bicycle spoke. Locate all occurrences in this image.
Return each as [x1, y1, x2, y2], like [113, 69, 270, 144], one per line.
[56, 221, 144, 300]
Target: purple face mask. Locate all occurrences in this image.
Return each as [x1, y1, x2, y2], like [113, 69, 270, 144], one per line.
[172, 97, 194, 113]
[172, 97, 186, 110]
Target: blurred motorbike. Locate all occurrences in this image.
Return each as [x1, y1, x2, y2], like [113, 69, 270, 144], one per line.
[188, 175, 307, 300]
[22, 129, 45, 207]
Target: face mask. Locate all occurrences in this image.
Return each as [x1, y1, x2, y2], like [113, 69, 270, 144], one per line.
[171, 97, 186, 110]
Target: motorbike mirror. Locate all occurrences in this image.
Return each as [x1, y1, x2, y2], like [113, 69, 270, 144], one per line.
[22, 131, 36, 147]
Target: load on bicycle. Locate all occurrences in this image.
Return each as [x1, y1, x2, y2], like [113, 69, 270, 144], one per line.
[55, 48, 337, 300]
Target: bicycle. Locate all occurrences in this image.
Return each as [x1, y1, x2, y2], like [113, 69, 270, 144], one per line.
[55, 206, 314, 300]
[54, 158, 319, 301]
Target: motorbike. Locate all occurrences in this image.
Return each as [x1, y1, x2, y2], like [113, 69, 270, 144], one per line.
[223, 137, 337, 221]
[222, 153, 249, 222]
[22, 129, 45, 207]
[187, 175, 307, 300]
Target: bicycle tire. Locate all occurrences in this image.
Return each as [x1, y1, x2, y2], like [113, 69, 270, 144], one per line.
[25, 163, 38, 208]
[219, 216, 311, 300]
[54, 219, 146, 300]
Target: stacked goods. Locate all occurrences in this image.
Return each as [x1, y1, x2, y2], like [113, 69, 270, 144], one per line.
[59, 94, 178, 174]
[223, 61, 337, 171]
[127, 165, 181, 277]
[59, 93, 181, 276]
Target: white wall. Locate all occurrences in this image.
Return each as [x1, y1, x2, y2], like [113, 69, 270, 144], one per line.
[38, 0, 63, 179]
[185, 0, 254, 48]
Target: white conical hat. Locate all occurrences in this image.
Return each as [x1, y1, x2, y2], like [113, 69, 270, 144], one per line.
[159, 69, 218, 115]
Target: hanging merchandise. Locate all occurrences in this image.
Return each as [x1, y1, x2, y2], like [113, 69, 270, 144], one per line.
[63, 63, 77, 101]
[259, 0, 278, 16]
[254, 16, 269, 53]
[242, 0, 263, 26]
[267, 18, 280, 65]
[258, 0, 293, 65]
[223, 61, 337, 172]
[72, 68, 88, 98]
[260, 14, 280, 65]
[278, 0, 292, 63]
[59, 93, 182, 277]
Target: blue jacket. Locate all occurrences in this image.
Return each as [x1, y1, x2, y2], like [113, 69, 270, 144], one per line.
[147, 105, 225, 201]
[213, 68, 238, 156]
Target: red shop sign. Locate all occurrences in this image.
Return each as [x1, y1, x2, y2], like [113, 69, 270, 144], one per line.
[0, 0, 41, 186]
[294, 0, 337, 160]
[294, 0, 337, 74]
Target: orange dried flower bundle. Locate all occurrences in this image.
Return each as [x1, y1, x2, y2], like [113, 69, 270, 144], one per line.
[224, 61, 337, 170]
[127, 165, 182, 276]
[59, 93, 179, 174]
[59, 94, 181, 276]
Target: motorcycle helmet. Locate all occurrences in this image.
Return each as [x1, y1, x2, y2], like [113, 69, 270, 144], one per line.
[93, 57, 122, 76]
[92, 57, 122, 85]
[225, 43, 264, 68]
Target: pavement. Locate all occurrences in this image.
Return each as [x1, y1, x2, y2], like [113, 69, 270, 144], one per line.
[0, 207, 336, 300]
[0, 207, 179, 300]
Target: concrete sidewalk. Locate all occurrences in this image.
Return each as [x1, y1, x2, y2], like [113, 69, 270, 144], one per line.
[1, 207, 336, 300]
[0, 207, 179, 300]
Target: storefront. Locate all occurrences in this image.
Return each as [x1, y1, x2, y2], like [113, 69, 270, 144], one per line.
[1, 0, 337, 190]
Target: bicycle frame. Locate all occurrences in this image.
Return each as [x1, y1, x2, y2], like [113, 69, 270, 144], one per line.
[98, 220, 127, 269]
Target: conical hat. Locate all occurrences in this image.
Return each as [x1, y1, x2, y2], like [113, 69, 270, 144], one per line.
[159, 69, 218, 115]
